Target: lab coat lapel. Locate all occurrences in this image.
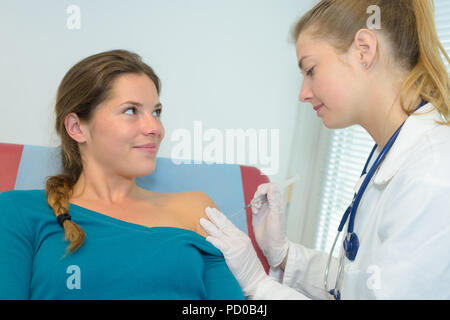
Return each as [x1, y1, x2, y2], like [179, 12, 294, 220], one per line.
[373, 103, 441, 185]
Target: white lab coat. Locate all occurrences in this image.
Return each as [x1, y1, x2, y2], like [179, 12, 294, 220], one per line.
[253, 103, 450, 300]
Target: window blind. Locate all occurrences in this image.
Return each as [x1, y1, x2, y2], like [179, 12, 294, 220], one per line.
[435, 0, 450, 72]
[314, 126, 373, 254]
[313, 0, 450, 254]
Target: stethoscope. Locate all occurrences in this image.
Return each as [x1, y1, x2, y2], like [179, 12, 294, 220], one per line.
[323, 99, 428, 300]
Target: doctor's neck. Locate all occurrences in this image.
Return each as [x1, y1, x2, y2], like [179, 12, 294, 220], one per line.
[358, 78, 419, 152]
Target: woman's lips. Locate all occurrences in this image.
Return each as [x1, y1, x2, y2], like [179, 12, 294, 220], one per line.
[134, 143, 157, 153]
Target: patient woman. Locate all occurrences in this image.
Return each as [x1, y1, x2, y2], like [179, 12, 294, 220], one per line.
[0, 50, 244, 300]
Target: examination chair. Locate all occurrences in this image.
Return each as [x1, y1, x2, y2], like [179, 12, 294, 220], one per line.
[0, 142, 270, 272]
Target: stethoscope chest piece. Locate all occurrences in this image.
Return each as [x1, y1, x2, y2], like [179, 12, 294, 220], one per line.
[343, 232, 359, 261]
[329, 288, 341, 300]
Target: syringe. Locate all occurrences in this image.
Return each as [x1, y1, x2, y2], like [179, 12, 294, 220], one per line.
[229, 174, 300, 218]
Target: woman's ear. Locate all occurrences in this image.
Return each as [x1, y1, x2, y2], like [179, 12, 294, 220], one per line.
[64, 113, 87, 143]
[353, 28, 378, 69]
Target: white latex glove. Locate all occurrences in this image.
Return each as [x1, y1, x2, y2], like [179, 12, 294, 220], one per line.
[251, 183, 289, 268]
[200, 207, 269, 297]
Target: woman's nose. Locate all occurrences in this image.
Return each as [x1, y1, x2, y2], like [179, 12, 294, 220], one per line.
[299, 79, 313, 103]
[141, 112, 163, 137]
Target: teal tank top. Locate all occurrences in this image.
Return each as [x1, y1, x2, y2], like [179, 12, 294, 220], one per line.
[0, 190, 244, 300]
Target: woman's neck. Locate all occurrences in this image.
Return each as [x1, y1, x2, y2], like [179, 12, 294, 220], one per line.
[70, 163, 142, 205]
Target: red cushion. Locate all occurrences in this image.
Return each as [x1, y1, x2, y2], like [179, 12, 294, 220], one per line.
[0, 143, 23, 193]
[240, 165, 270, 274]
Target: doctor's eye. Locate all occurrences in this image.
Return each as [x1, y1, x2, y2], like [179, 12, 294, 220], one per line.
[306, 66, 315, 77]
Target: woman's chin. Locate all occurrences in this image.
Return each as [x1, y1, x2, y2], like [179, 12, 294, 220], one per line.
[129, 160, 157, 177]
[142, 163, 157, 176]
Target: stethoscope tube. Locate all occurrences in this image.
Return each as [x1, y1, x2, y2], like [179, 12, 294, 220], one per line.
[324, 100, 428, 300]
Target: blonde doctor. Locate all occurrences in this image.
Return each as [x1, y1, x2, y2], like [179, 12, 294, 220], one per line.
[200, 0, 450, 299]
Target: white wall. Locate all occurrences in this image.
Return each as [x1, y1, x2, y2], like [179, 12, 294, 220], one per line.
[0, 0, 319, 186]
[0, 0, 322, 242]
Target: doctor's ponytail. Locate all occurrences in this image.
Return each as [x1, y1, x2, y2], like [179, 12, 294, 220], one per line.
[404, 0, 450, 123]
[293, 0, 450, 124]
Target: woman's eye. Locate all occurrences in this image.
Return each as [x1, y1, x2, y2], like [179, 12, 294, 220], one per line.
[306, 66, 315, 77]
[124, 106, 137, 115]
[152, 108, 162, 117]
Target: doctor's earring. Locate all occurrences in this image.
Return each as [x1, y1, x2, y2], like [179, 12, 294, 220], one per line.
[362, 63, 368, 68]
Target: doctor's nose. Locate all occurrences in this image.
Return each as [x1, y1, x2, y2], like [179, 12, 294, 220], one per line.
[299, 80, 313, 103]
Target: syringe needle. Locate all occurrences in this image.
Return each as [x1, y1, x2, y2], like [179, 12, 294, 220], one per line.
[228, 175, 300, 219]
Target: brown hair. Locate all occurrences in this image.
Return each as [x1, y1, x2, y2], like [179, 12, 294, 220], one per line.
[46, 49, 161, 254]
[292, 0, 450, 123]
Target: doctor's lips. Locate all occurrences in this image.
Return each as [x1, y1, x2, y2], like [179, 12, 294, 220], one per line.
[133, 142, 158, 153]
[313, 104, 324, 111]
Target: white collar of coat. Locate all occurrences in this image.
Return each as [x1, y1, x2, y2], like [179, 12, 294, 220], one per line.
[373, 102, 441, 185]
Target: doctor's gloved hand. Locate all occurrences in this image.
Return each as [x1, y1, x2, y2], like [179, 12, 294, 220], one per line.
[251, 183, 289, 268]
[200, 207, 269, 298]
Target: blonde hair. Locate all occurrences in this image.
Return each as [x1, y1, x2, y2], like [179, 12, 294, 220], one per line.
[293, 0, 450, 123]
[46, 50, 161, 254]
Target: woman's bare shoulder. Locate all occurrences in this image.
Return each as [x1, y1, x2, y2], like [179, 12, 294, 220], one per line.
[165, 191, 217, 237]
